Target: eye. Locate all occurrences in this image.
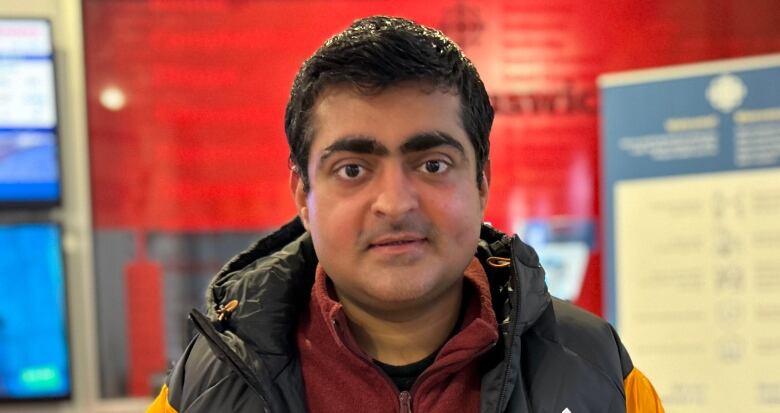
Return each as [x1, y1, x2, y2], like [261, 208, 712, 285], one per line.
[336, 163, 364, 179]
[418, 159, 449, 174]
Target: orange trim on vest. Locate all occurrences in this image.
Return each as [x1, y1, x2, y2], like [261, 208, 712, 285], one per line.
[145, 384, 179, 413]
[625, 368, 665, 413]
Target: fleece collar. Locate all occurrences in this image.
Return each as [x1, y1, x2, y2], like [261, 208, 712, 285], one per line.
[311, 256, 499, 352]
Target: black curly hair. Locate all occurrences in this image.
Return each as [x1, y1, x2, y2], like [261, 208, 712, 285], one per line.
[284, 15, 494, 192]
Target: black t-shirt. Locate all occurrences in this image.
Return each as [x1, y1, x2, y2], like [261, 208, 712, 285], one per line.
[373, 350, 438, 392]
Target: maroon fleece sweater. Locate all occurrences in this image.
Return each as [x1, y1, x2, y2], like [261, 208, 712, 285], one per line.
[296, 258, 499, 413]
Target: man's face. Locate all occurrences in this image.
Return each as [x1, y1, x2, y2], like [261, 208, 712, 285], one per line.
[291, 83, 489, 314]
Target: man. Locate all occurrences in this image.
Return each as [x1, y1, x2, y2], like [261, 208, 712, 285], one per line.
[148, 16, 664, 413]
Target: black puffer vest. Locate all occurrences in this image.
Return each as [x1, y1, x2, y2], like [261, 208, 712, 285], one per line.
[160, 218, 634, 413]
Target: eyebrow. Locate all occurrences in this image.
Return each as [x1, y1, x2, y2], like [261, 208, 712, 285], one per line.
[318, 131, 466, 165]
[399, 131, 465, 156]
[319, 136, 389, 164]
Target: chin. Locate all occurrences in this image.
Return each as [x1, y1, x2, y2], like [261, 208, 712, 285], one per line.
[368, 276, 452, 304]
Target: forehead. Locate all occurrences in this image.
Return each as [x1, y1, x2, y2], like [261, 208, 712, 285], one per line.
[308, 83, 468, 153]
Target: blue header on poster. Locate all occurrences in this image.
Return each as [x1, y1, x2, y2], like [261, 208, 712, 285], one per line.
[603, 64, 780, 182]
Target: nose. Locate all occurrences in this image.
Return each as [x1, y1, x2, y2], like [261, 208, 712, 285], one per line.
[370, 164, 419, 218]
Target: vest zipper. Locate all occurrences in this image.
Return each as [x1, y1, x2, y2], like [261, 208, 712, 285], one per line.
[495, 238, 521, 413]
[189, 309, 273, 412]
[399, 390, 412, 413]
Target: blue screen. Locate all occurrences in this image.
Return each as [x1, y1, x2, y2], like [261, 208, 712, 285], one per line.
[0, 223, 70, 399]
[0, 19, 61, 204]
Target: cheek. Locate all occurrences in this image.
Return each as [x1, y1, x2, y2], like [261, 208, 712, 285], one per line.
[427, 186, 484, 241]
[307, 193, 362, 246]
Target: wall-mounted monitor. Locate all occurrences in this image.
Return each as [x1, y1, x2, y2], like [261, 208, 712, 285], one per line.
[0, 19, 61, 206]
[0, 223, 70, 400]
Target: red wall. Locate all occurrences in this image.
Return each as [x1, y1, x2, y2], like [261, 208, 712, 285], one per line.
[84, 0, 780, 324]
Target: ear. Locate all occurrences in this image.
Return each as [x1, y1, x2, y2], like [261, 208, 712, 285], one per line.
[479, 159, 490, 211]
[289, 168, 310, 230]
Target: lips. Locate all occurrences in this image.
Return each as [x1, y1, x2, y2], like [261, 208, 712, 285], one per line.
[368, 233, 427, 249]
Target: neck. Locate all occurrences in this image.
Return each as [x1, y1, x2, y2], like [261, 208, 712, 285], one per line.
[337, 280, 464, 366]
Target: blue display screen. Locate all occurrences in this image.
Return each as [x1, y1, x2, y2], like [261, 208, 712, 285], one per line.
[0, 19, 61, 205]
[0, 130, 60, 203]
[0, 223, 70, 399]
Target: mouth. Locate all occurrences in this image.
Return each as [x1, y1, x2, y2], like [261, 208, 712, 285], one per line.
[368, 234, 428, 250]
